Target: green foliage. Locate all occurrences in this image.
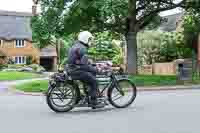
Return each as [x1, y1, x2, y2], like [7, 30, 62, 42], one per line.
[28, 64, 46, 73]
[137, 31, 162, 65]
[137, 31, 193, 65]
[32, 0, 65, 49]
[62, 0, 167, 36]
[112, 54, 123, 66]
[26, 56, 33, 65]
[87, 32, 123, 65]
[0, 64, 7, 70]
[182, 9, 200, 51]
[7, 58, 14, 64]
[88, 32, 114, 60]
[59, 34, 76, 65]
[159, 32, 178, 62]
[63, 0, 128, 34]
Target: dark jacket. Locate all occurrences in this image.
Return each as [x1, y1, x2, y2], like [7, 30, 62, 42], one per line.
[67, 41, 97, 74]
[68, 41, 89, 65]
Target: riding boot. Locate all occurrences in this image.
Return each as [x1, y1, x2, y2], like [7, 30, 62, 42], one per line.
[90, 97, 105, 109]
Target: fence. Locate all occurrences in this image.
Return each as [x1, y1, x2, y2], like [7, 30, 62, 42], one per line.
[138, 59, 193, 76]
[153, 62, 176, 75]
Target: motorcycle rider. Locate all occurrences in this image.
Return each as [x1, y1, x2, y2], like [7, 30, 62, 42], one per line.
[67, 31, 104, 108]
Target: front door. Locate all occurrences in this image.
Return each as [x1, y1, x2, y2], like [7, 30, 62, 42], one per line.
[40, 57, 54, 71]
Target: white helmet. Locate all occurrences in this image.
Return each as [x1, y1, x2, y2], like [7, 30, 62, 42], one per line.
[78, 31, 94, 46]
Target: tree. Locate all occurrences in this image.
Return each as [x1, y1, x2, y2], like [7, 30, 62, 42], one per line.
[32, 0, 66, 65]
[34, 0, 199, 73]
[63, 0, 200, 74]
[182, 9, 200, 52]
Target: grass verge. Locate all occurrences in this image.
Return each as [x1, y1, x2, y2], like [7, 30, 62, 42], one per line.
[0, 72, 43, 81]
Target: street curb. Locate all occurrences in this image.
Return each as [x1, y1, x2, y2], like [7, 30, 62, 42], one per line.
[0, 78, 48, 85]
[10, 85, 200, 96]
[137, 85, 200, 91]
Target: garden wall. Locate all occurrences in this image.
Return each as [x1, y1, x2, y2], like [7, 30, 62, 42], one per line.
[153, 62, 176, 75]
[139, 62, 176, 75]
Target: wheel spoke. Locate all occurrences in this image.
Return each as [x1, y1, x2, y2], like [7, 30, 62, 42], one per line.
[64, 88, 71, 94]
[108, 79, 137, 108]
[112, 95, 123, 101]
[112, 93, 121, 99]
[51, 97, 73, 100]
[64, 91, 72, 97]
[51, 93, 63, 99]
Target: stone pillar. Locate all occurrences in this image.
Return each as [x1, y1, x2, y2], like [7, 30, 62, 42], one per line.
[53, 57, 57, 72]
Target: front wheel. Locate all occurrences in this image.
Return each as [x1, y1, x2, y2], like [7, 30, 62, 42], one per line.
[107, 79, 137, 108]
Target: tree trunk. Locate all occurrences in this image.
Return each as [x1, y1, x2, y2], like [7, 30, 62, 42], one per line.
[56, 39, 61, 66]
[126, 0, 138, 74]
[126, 32, 138, 74]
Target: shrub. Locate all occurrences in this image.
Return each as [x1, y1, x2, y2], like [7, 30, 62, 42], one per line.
[28, 64, 45, 73]
[7, 58, 14, 64]
[26, 56, 33, 65]
[0, 64, 8, 70]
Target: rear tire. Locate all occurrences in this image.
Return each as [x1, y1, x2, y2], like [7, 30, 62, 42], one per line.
[46, 83, 78, 113]
[107, 79, 137, 108]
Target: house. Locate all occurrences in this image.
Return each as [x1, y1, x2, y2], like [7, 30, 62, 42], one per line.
[0, 10, 57, 71]
[158, 13, 184, 32]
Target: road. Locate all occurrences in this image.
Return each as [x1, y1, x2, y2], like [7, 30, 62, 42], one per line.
[0, 89, 200, 133]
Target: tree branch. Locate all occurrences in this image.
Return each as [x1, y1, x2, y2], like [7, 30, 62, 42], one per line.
[136, 1, 151, 13]
[33, 0, 39, 4]
[137, 0, 184, 29]
[151, 0, 184, 14]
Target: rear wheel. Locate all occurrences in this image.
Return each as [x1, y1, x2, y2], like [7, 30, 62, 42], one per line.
[107, 79, 137, 108]
[46, 82, 78, 113]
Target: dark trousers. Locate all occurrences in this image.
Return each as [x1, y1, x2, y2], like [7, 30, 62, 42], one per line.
[70, 65, 98, 100]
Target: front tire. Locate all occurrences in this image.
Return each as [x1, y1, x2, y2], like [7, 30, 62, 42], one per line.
[46, 82, 78, 113]
[107, 79, 137, 108]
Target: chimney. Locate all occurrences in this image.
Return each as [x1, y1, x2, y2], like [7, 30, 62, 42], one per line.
[32, 0, 39, 16]
[32, 5, 37, 16]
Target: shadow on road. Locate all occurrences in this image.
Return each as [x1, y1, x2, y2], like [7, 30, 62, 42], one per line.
[46, 106, 138, 116]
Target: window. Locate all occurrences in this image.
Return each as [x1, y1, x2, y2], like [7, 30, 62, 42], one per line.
[15, 40, 25, 47]
[0, 40, 3, 47]
[14, 56, 26, 64]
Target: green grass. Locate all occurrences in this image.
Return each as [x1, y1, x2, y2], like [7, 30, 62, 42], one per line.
[129, 75, 177, 86]
[0, 72, 43, 81]
[16, 80, 48, 92]
[15, 75, 200, 92]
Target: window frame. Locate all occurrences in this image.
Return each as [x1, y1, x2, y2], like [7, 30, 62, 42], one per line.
[15, 40, 25, 48]
[0, 40, 3, 47]
[14, 56, 26, 64]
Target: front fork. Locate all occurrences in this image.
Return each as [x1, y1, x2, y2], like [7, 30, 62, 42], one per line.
[111, 77, 125, 96]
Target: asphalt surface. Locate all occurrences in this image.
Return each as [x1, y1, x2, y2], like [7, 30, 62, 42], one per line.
[0, 89, 200, 133]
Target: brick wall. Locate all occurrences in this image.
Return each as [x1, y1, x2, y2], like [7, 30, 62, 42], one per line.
[0, 40, 40, 63]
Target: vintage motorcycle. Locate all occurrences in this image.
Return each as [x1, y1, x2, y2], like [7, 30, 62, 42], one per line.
[46, 65, 137, 112]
